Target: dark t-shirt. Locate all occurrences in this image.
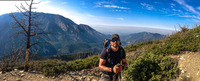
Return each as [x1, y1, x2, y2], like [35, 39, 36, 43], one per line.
[100, 46, 126, 75]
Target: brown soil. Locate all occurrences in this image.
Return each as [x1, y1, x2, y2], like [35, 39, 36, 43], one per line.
[170, 51, 200, 81]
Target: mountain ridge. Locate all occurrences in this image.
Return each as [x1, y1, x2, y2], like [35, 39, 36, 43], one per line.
[0, 12, 165, 56]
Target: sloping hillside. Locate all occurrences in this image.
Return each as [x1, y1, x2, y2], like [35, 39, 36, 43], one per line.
[124, 25, 200, 81]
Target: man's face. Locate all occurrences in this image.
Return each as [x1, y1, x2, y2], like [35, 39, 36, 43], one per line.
[110, 38, 120, 48]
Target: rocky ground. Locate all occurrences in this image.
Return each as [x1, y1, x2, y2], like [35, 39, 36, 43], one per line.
[0, 67, 101, 81]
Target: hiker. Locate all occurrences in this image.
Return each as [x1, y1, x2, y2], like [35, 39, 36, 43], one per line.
[99, 34, 127, 81]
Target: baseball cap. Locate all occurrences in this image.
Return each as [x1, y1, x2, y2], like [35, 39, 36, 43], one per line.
[110, 34, 120, 40]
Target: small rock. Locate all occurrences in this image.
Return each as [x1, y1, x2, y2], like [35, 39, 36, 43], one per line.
[19, 70, 24, 73]
[91, 79, 98, 81]
[21, 74, 25, 77]
[14, 69, 18, 71]
[186, 75, 190, 78]
[0, 71, 2, 74]
[3, 77, 6, 80]
[181, 70, 185, 73]
[52, 76, 55, 79]
[86, 77, 91, 81]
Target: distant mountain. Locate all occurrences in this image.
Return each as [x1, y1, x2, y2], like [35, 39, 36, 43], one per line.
[0, 12, 165, 56]
[121, 32, 165, 45]
[0, 12, 107, 56]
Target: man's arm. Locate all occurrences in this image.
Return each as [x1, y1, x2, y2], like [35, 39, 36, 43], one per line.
[118, 58, 127, 72]
[99, 58, 119, 73]
[122, 59, 127, 69]
[99, 58, 112, 72]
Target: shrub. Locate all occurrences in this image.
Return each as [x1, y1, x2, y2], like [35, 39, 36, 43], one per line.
[28, 55, 100, 76]
[29, 59, 68, 76]
[67, 55, 99, 71]
[124, 53, 178, 81]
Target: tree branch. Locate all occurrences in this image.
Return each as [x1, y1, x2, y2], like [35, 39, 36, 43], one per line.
[30, 32, 52, 37]
[15, 5, 28, 16]
[10, 13, 28, 34]
[30, 41, 49, 47]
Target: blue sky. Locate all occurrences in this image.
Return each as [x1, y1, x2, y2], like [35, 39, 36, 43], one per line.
[1, 0, 200, 34]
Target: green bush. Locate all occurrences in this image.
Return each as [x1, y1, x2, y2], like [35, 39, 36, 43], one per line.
[28, 55, 99, 76]
[67, 55, 99, 71]
[124, 53, 178, 81]
[29, 59, 68, 76]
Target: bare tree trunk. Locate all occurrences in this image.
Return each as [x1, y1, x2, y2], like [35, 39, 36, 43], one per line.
[24, 0, 32, 71]
[24, 48, 29, 71]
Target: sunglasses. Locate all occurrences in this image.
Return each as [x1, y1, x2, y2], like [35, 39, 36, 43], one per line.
[111, 39, 119, 42]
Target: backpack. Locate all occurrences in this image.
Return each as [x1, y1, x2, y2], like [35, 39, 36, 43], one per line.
[103, 39, 110, 48]
[103, 39, 123, 64]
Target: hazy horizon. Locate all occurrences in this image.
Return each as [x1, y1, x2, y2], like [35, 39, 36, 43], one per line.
[91, 25, 175, 35]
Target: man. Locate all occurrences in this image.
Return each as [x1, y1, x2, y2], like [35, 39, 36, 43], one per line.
[99, 34, 127, 81]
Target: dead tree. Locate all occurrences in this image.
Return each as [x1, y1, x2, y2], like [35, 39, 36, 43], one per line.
[10, 0, 50, 71]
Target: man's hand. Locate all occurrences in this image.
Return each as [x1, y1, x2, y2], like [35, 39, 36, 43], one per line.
[118, 65, 123, 72]
[113, 65, 119, 74]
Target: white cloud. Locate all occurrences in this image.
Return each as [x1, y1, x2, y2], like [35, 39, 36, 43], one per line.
[62, 2, 68, 5]
[116, 18, 124, 20]
[104, 5, 130, 9]
[42, 0, 50, 4]
[170, 3, 176, 8]
[174, 0, 200, 15]
[80, 2, 85, 5]
[141, 3, 154, 10]
[192, 19, 200, 22]
[171, 8, 182, 12]
[86, 14, 95, 17]
[197, 7, 200, 10]
[121, 1, 128, 3]
[166, 14, 178, 16]
[179, 15, 200, 20]
[94, 1, 130, 10]
[174, 0, 200, 22]
[94, 1, 111, 8]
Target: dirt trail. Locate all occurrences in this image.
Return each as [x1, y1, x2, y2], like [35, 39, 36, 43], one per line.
[171, 52, 200, 81]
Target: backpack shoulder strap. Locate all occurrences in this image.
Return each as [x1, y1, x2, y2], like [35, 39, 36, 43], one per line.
[119, 46, 124, 60]
[106, 47, 111, 58]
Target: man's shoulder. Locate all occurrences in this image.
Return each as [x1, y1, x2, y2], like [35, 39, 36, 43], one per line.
[100, 48, 108, 59]
[119, 46, 125, 51]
